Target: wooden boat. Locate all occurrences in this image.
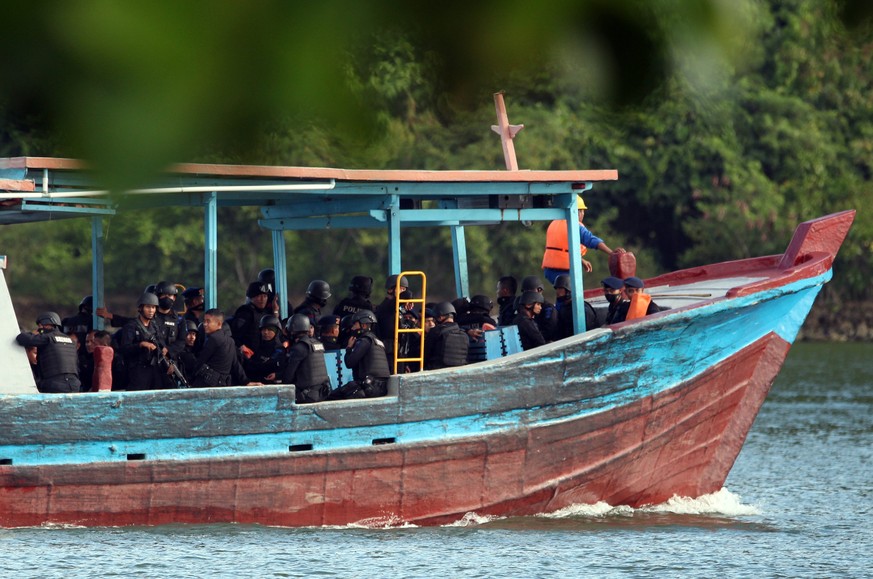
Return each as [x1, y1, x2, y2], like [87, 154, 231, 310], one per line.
[0, 152, 855, 528]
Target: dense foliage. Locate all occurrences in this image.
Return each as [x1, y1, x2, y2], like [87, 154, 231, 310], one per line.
[0, 0, 870, 320]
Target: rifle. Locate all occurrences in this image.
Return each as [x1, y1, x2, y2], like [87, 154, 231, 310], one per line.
[156, 346, 190, 388]
[148, 332, 189, 389]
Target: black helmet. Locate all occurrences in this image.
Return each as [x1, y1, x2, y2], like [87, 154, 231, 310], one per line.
[257, 268, 275, 285]
[434, 301, 456, 318]
[79, 295, 94, 313]
[286, 313, 310, 334]
[185, 320, 199, 333]
[451, 297, 470, 316]
[385, 274, 409, 290]
[521, 276, 544, 292]
[259, 314, 282, 332]
[470, 294, 493, 312]
[306, 280, 331, 301]
[36, 311, 62, 327]
[554, 274, 572, 291]
[154, 281, 178, 296]
[349, 275, 373, 297]
[520, 290, 544, 306]
[340, 314, 354, 333]
[138, 292, 160, 307]
[144, 284, 157, 294]
[246, 281, 270, 299]
[351, 309, 377, 326]
[182, 286, 203, 301]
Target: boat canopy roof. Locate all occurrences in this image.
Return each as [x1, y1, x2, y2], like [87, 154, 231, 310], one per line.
[0, 156, 618, 331]
[0, 156, 616, 227]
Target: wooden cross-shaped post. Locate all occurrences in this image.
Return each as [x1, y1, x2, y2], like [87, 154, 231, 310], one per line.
[491, 92, 524, 170]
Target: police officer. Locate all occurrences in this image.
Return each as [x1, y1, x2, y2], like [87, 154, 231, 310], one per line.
[519, 276, 558, 341]
[375, 274, 409, 366]
[16, 312, 81, 393]
[316, 315, 343, 351]
[231, 281, 272, 354]
[552, 274, 599, 340]
[513, 291, 548, 351]
[281, 314, 331, 403]
[601, 277, 626, 325]
[496, 276, 517, 327]
[193, 309, 254, 387]
[329, 309, 390, 399]
[182, 286, 205, 326]
[333, 275, 374, 317]
[293, 280, 331, 328]
[62, 295, 94, 346]
[423, 302, 469, 370]
[118, 292, 166, 391]
[245, 314, 286, 383]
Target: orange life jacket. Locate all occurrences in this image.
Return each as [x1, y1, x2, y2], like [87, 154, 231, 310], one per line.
[541, 220, 587, 270]
[626, 293, 652, 321]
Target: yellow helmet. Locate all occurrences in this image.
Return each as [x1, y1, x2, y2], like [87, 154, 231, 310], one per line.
[577, 195, 588, 210]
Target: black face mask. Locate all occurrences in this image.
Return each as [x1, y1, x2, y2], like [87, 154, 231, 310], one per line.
[158, 297, 175, 310]
[605, 293, 620, 305]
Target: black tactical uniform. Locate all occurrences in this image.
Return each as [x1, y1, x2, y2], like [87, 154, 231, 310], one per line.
[282, 335, 331, 403]
[16, 313, 81, 393]
[192, 325, 240, 387]
[333, 275, 374, 318]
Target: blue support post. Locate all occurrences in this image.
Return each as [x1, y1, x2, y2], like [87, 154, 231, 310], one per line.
[91, 216, 105, 331]
[565, 192, 587, 334]
[387, 195, 401, 274]
[271, 229, 288, 320]
[204, 192, 218, 309]
[451, 225, 469, 298]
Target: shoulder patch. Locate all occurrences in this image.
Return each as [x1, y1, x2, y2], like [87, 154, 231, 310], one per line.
[312, 342, 325, 352]
[52, 335, 74, 344]
[373, 337, 385, 348]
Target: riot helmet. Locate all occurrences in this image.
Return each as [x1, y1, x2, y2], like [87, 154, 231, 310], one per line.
[285, 313, 311, 335]
[554, 275, 572, 292]
[259, 314, 282, 333]
[185, 320, 199, 334]
[79, 295, 94, 314]
[138, 292, 160, 307]
[433, 301, 456, 319]
[385, 274, 409, 290]
[520, 290, 545, 306]
[257, 268, 275, 286]
[521, 276, 544, 292]
[349, 275, 373, 297]
[36, 311, 62, 327]
[470, 294, 493, 312]
[351, 309, 377, 326]
[305, 280, 331, 303]
[154, 281, 178, 296]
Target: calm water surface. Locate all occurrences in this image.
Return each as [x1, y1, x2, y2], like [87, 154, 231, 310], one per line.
[2, 343, 871, 578]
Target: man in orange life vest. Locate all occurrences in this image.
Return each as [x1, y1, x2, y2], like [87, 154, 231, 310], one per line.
[611, 276, 662, 324]
[541, 195, 624, 284]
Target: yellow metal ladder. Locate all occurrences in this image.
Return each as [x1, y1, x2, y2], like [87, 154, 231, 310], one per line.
[393, 271, 426, 374]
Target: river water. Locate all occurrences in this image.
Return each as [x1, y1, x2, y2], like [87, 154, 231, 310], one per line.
[2, 343, 870, 578]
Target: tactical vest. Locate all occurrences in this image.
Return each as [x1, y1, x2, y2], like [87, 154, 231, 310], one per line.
[292, 337, 330, 389]
[155, 310, 181, 346]
[38, 330, 79, 378]
[352, 331, 390, 381]
[430, 322, 469, 369]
